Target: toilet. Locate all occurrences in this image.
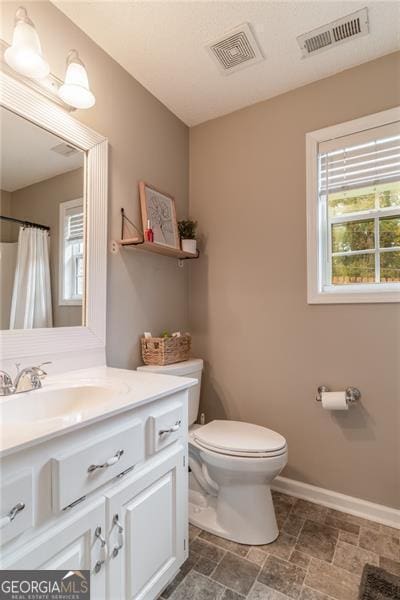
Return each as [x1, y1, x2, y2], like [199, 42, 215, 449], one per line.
[137, 359, 288, 545]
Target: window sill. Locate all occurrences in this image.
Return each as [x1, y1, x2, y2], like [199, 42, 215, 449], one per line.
[308, 284, 400, 304]
[58, 300, 83, 307]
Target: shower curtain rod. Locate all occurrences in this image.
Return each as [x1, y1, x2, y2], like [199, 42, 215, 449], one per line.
[0, 215, 50, 231]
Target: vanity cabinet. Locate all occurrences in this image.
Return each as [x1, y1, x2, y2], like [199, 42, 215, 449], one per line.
[106, 445, 186, 600]
[0, 385, 190, 600]
[2, 499, 107, 598]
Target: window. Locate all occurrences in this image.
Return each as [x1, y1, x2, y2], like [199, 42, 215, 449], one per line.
[306, 108, 400, 303]
[59, 198, 84, 305]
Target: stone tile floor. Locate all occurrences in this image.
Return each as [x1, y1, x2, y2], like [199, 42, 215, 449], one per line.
[161, 491, 400, 600]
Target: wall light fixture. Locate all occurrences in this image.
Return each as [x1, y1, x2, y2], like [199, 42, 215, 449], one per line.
[59, 50, 96, 109]
[4, 6, 50, 80]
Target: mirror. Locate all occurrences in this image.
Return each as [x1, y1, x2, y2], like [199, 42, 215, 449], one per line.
[0, 107, 85, 329]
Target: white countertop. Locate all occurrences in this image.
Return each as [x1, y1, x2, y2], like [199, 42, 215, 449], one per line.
[0, 366, 196, 457]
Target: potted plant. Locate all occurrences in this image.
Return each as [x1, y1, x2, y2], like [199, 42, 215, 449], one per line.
[178, 219, 197, 254]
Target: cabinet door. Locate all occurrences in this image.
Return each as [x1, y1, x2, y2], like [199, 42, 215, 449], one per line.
[1, 499, 106, 600]
[106, 445, 187, 600]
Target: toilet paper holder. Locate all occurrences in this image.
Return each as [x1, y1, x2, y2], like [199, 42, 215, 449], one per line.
[316, 385, 361, 403]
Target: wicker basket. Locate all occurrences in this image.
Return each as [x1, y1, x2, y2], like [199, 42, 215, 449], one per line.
[141, 335, 191, 366]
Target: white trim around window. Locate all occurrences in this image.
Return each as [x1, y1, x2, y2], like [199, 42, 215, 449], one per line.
[59, 198, 84, 307]
[306, 106, 400, 304]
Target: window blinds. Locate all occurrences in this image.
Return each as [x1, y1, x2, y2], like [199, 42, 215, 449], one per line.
[67, 212, 84, 240]
[319, 121, 400, 195]
[65, 206, 84, 241]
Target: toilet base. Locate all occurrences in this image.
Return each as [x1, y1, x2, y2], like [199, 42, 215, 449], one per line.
[189, 490, 228, 538]
[188, 475, 279, 546]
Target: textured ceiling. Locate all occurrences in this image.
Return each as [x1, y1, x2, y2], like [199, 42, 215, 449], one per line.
[53, 1, 400, 126]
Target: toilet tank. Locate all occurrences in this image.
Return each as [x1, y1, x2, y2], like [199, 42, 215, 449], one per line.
[136, 358, 203, 426]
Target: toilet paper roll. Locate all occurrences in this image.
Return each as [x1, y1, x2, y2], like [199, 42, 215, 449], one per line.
[321, 391, 348, 410]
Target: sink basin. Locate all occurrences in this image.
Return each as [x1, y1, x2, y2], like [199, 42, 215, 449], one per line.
[0, 380, 130, 424]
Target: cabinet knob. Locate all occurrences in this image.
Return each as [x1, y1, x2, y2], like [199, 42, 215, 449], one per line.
[94, 560, 103, 574]
[111, 514, 124, 558]
[94, 525, 107, 573]
[0, 502, 25, 529]
[88, 449, 124, 473]
[159, 420, 181, 436]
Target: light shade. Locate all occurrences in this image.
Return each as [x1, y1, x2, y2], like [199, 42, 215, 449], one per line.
[4, 7, 49, 80]
[58, 50, 95, 109]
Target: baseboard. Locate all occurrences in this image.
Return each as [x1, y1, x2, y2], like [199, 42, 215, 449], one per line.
[272, 476, 400, 530]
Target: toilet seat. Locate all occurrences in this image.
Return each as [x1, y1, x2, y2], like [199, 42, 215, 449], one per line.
[193, 439, 288, 458]
[192, 420, 287, 458]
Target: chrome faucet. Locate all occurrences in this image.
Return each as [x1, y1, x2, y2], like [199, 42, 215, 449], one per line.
[0, 362, 51, 395]
[0, 371, 15, 396]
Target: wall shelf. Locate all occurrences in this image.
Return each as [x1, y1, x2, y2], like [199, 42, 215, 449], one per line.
[117, 208, 199, 261]
[119, 238, 199, 260]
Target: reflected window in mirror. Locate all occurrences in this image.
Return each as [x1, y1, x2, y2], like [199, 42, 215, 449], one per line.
[60, 198, 84, 305]
[0, 106, 85, 330]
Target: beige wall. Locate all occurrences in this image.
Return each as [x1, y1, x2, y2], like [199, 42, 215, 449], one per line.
[0, 189, 13, 242]
[1, 1, 189, 366]
[11, 168, 83, 328]
[2, 2, 398, 508]
[189, 52, 400, 509]
[0, 190, 16, 329]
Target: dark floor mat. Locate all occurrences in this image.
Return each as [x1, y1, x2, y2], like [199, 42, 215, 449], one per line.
[359, 564, 400, 600]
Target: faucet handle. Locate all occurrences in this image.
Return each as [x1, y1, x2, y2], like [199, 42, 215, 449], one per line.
[0, 371, 13, 386]
[0, 371, 15, 395]
[34, 362, 52, 377]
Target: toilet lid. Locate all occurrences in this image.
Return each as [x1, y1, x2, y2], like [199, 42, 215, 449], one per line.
[193, 420, 286, 456]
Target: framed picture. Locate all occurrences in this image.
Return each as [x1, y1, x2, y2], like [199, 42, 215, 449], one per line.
[139, 181, 180, 250]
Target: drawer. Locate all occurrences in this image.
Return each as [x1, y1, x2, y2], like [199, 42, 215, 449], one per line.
[51, 418, 144, 511]
[147, 402, 184, 455]
[0, 470, 33, 546]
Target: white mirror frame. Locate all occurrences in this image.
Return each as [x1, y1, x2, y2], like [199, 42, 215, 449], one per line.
[0, 71, 107, 363]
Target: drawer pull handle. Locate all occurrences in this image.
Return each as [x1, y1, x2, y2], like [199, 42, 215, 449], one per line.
[0, 502, 25, 529]
[112, 514, 124, 558]
[88, 449, 124, 473]
[159, 420, 181, 436]
[94, 526, 107, 573]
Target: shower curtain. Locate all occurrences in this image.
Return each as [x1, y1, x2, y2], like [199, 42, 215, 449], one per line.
[0, 242, 18, 329]
[10, 227, 53, 329]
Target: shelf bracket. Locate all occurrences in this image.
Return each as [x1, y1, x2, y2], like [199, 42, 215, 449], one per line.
[120, 207, 143, 243]
[178, 249, 200, 268]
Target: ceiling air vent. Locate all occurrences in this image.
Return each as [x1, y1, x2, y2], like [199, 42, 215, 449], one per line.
[297, 8, 369, 58]
[207, 23, 264, 75]
[51, 143, 80, 157]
